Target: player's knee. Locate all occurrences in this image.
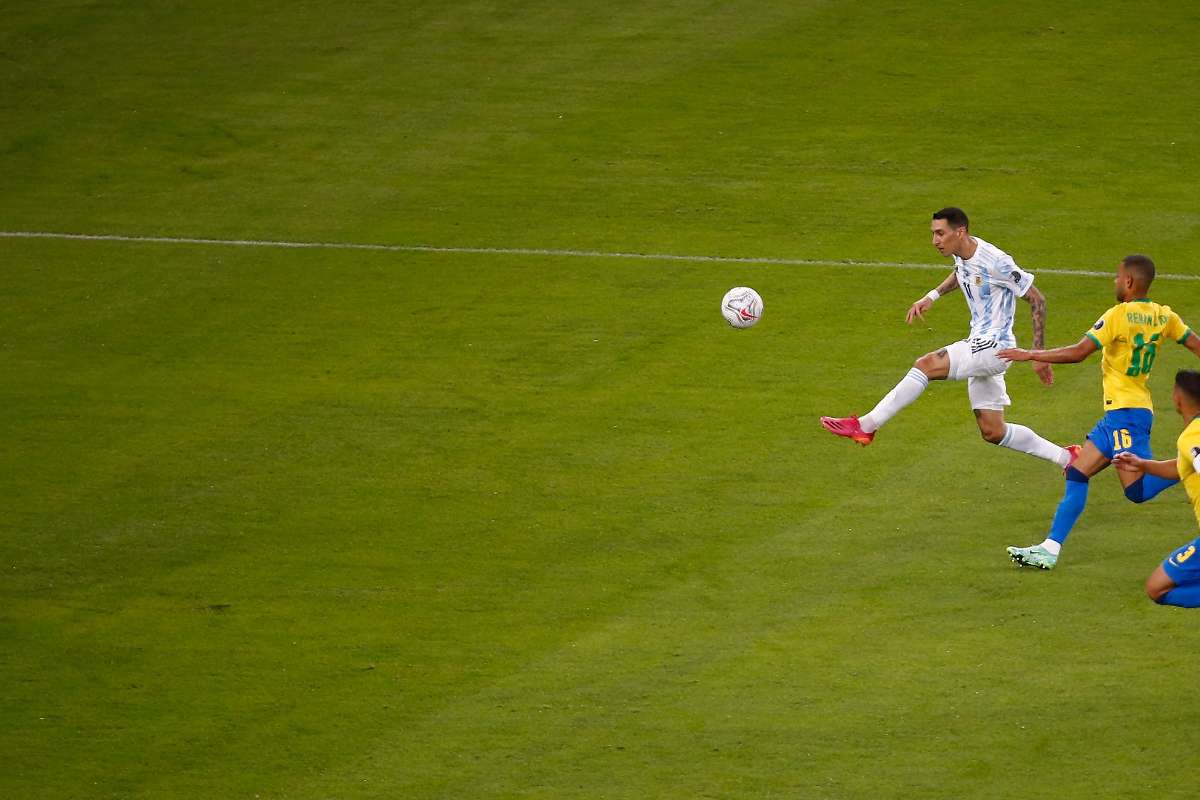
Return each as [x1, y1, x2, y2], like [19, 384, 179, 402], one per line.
[1146, 566, 1174, 603]
[1124, 478, 1147, 504]
[1146, 579, 1169, 603]
[980, 424, 1006, 444]
[1065, 467, 1090, 484]
[913, 352, 944, 377]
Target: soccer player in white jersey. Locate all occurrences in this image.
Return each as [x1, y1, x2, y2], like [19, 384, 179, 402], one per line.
[821, 207, 1077, 470]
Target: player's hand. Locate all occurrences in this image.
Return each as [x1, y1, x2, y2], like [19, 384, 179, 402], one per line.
[906, 298, 934, 325]
[1113, 452, 1145, 473]
[1033, 361, 1054, 385]
[998, 347, 1032, 362]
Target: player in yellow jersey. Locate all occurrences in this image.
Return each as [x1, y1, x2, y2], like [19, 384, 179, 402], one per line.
[1111, 370, 1200, 607]
[998, 254, 1200, 569]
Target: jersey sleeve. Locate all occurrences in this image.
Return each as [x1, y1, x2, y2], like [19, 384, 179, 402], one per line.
[1164, 307, 1193, 344]
[1086, 305, 1121, 349]
[1178, 438, 1200, 475]
[987, 258, 1034, 298]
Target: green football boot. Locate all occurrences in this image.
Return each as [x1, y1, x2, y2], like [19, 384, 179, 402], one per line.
[1007, 544, 1058, 570]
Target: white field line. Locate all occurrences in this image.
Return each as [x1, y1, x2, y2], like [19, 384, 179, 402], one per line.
[1, 229, 1198, 281]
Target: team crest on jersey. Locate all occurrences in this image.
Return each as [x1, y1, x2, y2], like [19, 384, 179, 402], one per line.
[974, 276, 983, 286]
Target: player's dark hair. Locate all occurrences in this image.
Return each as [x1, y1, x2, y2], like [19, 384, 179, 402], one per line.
[1121, 254, 1156, 290]
[932, 207, 969, 230]
[1177, 370, 1200, 405]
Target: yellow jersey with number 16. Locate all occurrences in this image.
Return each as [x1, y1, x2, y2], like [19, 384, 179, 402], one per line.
[1084, 300, 1193, 412]
[1177, 417, 1200, 528]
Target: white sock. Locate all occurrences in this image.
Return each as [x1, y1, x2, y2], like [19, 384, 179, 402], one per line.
[860, 368, 929, 433]
[998, 423, 1069, 467]
[1039, 538, 1062, 556]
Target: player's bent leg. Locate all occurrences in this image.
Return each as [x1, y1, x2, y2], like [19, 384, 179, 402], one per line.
[968, 373, 1068, 467]
[1123, 473, 1179, 502]
[1103, 409, 1180, 503]
[1120, 442, 1179, 503]
[1153, 539, 1200, 607]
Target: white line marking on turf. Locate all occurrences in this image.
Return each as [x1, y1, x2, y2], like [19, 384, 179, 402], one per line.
[1, 230, 1197, 281]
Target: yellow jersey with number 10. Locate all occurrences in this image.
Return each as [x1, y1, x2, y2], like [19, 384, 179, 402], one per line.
[1177, 417, 1200, 528]
[1084, 299, 1193, 411]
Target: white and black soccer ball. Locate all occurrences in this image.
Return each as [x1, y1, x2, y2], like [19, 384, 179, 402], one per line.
[721, 286, 763, 329]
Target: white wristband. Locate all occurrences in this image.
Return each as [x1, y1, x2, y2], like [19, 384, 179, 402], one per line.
[924, 289, 941, 302]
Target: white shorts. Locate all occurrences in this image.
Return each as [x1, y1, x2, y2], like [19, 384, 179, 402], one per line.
[945, 338, 1011, 411]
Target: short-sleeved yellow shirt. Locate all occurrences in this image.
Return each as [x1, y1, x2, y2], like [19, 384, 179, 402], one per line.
[1084, 300, 1192, 411]
[1177, 417, 1200, 528]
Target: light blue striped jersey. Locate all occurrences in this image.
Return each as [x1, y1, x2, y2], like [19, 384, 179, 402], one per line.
[952, 237, 1034, 348]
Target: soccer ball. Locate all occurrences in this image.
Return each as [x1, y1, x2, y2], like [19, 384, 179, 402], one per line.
[721, 287, 763, 329]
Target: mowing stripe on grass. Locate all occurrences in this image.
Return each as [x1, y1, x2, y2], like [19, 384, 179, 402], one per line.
[2, 230, 1197, 281]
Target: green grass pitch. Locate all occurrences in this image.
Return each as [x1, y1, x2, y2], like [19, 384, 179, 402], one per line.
[3, 1, 1200, 797]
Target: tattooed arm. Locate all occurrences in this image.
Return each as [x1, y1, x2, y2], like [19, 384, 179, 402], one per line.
[1021, 285, 1054, 385]
[1023, 285, 1048, 349]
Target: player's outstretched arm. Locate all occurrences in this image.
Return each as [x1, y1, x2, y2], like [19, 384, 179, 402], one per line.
[998, 336, 1098, 364]
[1114, 452, 1180, 480]
[906, 270, 959, 325]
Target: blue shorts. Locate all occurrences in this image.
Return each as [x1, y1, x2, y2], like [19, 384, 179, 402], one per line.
[1086, 408, 1155, 461]
[1162, 537, 1200, 586]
